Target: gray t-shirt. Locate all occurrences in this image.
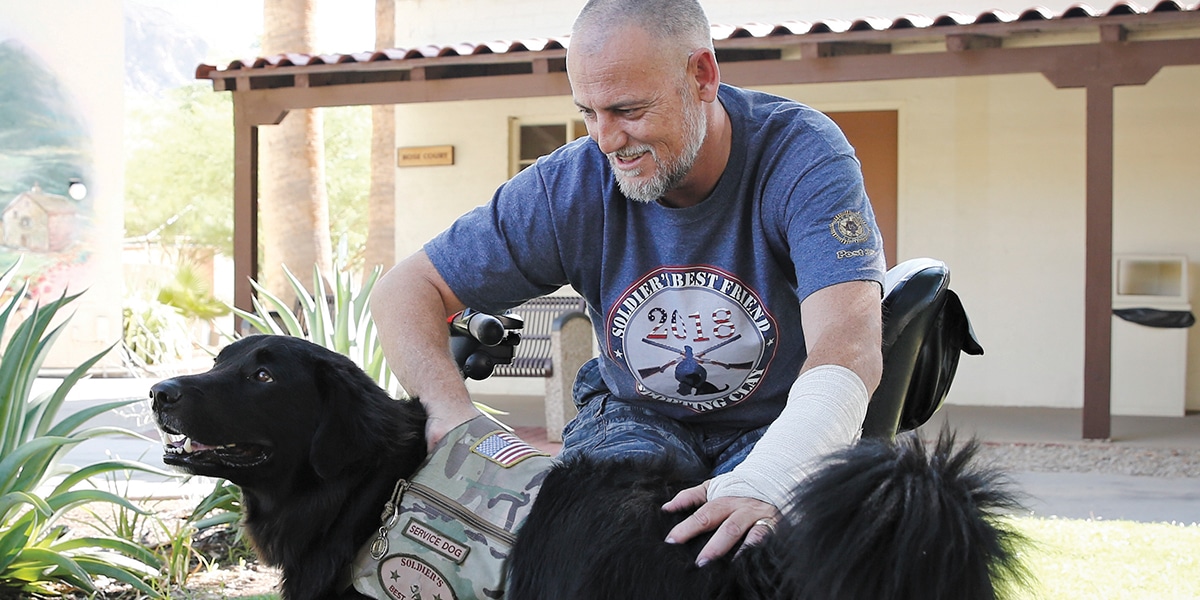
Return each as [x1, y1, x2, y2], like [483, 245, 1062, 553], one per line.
[426, 84, 885, 428]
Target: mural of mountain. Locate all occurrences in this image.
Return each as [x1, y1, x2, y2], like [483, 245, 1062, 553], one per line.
[0, 37, 93, 298]
[0, 40, 90, 204]
[0, 2, 216, 302]
[0, 3, 209, 240]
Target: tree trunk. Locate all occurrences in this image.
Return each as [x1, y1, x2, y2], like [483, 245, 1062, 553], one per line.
[364, 0, 397, 276]
[260, 0, 333, 309]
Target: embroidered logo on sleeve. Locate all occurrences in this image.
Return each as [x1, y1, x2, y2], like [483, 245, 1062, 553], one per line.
[830, 210, 870, 244]
[471, 431, 548, 468]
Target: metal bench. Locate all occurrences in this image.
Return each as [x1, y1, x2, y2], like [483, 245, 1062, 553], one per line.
[450, 295, 593, 442]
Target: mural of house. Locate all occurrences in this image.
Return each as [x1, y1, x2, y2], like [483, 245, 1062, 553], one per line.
[2, 184, 79, 253]
[0, 0, 124, 370]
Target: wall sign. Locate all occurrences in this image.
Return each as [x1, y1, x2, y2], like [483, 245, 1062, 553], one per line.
[397, 145, 455, 167]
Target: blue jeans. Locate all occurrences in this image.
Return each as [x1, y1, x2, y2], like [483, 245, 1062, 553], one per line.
[559, 359, 769, 478]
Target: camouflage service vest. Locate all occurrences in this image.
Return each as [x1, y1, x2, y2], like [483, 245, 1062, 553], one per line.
[350, 416, 552, 600]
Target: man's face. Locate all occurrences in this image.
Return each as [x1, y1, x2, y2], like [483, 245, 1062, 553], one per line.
[567, 26, 707, 203]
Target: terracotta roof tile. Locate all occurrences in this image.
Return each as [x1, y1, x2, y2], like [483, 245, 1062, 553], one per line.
[1154, 0, 1190, 10]
[931, 13, 976, 27]
[1015, 7, 1057, 21]
[890, 15, 934, 29]
[766, 22, 815, 36]
[1063, 4, 1102, 18]
[197, 2, 1200, 78]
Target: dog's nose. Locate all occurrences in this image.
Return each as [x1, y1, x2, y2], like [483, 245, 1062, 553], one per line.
[150, 379, 183, 408]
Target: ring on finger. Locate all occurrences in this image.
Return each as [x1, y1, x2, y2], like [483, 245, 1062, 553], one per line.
[753, 517, 777, 535]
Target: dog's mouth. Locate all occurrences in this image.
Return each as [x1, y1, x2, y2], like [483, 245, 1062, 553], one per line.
[159, 427, 271, 469]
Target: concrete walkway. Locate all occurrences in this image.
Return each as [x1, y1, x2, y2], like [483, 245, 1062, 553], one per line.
[921, 404, 1200, 449]
[1006, 470, 1200, 523]
[921, 405, 1200, 524]
[42, 376, 1200, 524]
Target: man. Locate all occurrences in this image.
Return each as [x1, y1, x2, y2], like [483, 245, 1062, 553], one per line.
[371, 0, 884, 566]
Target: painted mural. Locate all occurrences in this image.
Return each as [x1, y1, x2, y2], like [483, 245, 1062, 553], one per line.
[0, 38, 94, 306]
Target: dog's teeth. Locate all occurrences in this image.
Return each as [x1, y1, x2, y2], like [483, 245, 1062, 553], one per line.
[161, 432, 243, 456]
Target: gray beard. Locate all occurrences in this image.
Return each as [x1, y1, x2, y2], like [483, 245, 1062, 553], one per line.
[611, 98, 708, 203]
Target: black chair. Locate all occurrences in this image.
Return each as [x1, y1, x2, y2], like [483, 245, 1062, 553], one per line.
[449, 257, 983, 439]
[862, 258, 983, 438]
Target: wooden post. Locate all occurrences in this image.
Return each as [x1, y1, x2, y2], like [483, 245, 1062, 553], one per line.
[232, 99, 261, 330]
[1082, 82, 1115, 440]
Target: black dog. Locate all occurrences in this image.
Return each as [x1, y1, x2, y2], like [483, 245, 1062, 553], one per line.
[151, 335, 1027, 600]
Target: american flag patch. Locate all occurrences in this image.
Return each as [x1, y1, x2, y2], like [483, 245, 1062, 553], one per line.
[471, 430, 547, 468]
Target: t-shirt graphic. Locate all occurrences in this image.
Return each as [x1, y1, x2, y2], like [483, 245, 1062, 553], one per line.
[607, 266, 777, 413]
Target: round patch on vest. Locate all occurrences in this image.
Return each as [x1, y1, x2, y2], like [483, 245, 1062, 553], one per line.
[377, 554, 457, 600]
[830, 209, 870, 244]
[607, 266, 777, 413]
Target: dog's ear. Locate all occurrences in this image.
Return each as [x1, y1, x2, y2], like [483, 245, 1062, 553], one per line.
[309, 357, 392, 479]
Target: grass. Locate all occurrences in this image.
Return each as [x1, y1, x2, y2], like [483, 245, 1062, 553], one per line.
[198, 517, 1194, 600]
[1010, 516, 1200, 599]
[186, 517, 1194, 600]
[43, 502, 1200, 599]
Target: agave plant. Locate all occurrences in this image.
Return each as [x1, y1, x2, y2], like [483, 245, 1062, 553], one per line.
[1, 258, 168, 596]
[230, 263, 400, 394]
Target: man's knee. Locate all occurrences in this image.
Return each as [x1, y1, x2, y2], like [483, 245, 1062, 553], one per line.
[560, 397, 704, 472]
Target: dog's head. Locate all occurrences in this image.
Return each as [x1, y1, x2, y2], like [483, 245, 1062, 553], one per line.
[150, 334, 423, 490]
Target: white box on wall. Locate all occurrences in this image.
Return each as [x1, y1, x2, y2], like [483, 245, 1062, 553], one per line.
[1111, 254, 1191, 417]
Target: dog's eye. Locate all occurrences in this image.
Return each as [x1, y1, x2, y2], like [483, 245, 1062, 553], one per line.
[252, 368, 273, 383]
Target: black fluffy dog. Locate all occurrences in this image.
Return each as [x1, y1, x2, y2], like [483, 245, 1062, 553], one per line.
[151, 335, 1027, 600]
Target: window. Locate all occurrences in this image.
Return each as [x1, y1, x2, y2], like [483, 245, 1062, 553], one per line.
[510, 118, 588, 176]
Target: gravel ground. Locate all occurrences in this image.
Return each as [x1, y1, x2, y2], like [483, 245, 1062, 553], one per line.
[964, 440, 1200, 479]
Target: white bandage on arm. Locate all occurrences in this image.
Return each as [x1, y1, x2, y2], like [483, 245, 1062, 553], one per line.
[707, 364, 870, 510]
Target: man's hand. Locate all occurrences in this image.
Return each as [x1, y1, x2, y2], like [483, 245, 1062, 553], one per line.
[661, 480, 780, 566]
[422, 401, 481, 452]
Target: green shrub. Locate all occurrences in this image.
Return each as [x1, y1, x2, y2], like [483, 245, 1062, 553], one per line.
[0, 258, 168, 596]
[122, 297, 193, 368]
[156, 260, 230, 323]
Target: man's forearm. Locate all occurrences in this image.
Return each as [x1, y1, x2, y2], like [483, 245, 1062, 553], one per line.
[371, 252, 478, 444]
[707, 364, 870, 509]
[707, 280, 883, 508]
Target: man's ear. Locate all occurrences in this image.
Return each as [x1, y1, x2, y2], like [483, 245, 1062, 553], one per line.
[690, 48, 721, 102]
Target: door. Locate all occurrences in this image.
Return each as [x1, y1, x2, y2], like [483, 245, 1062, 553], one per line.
[827, 111, 898, 268]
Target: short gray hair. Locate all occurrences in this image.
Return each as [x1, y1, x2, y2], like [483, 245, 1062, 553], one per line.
[572, 0, 713, 56]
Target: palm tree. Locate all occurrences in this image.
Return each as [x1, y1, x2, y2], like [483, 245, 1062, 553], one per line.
[364, 0, 396, 275]
[260, 0, 333, 308]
